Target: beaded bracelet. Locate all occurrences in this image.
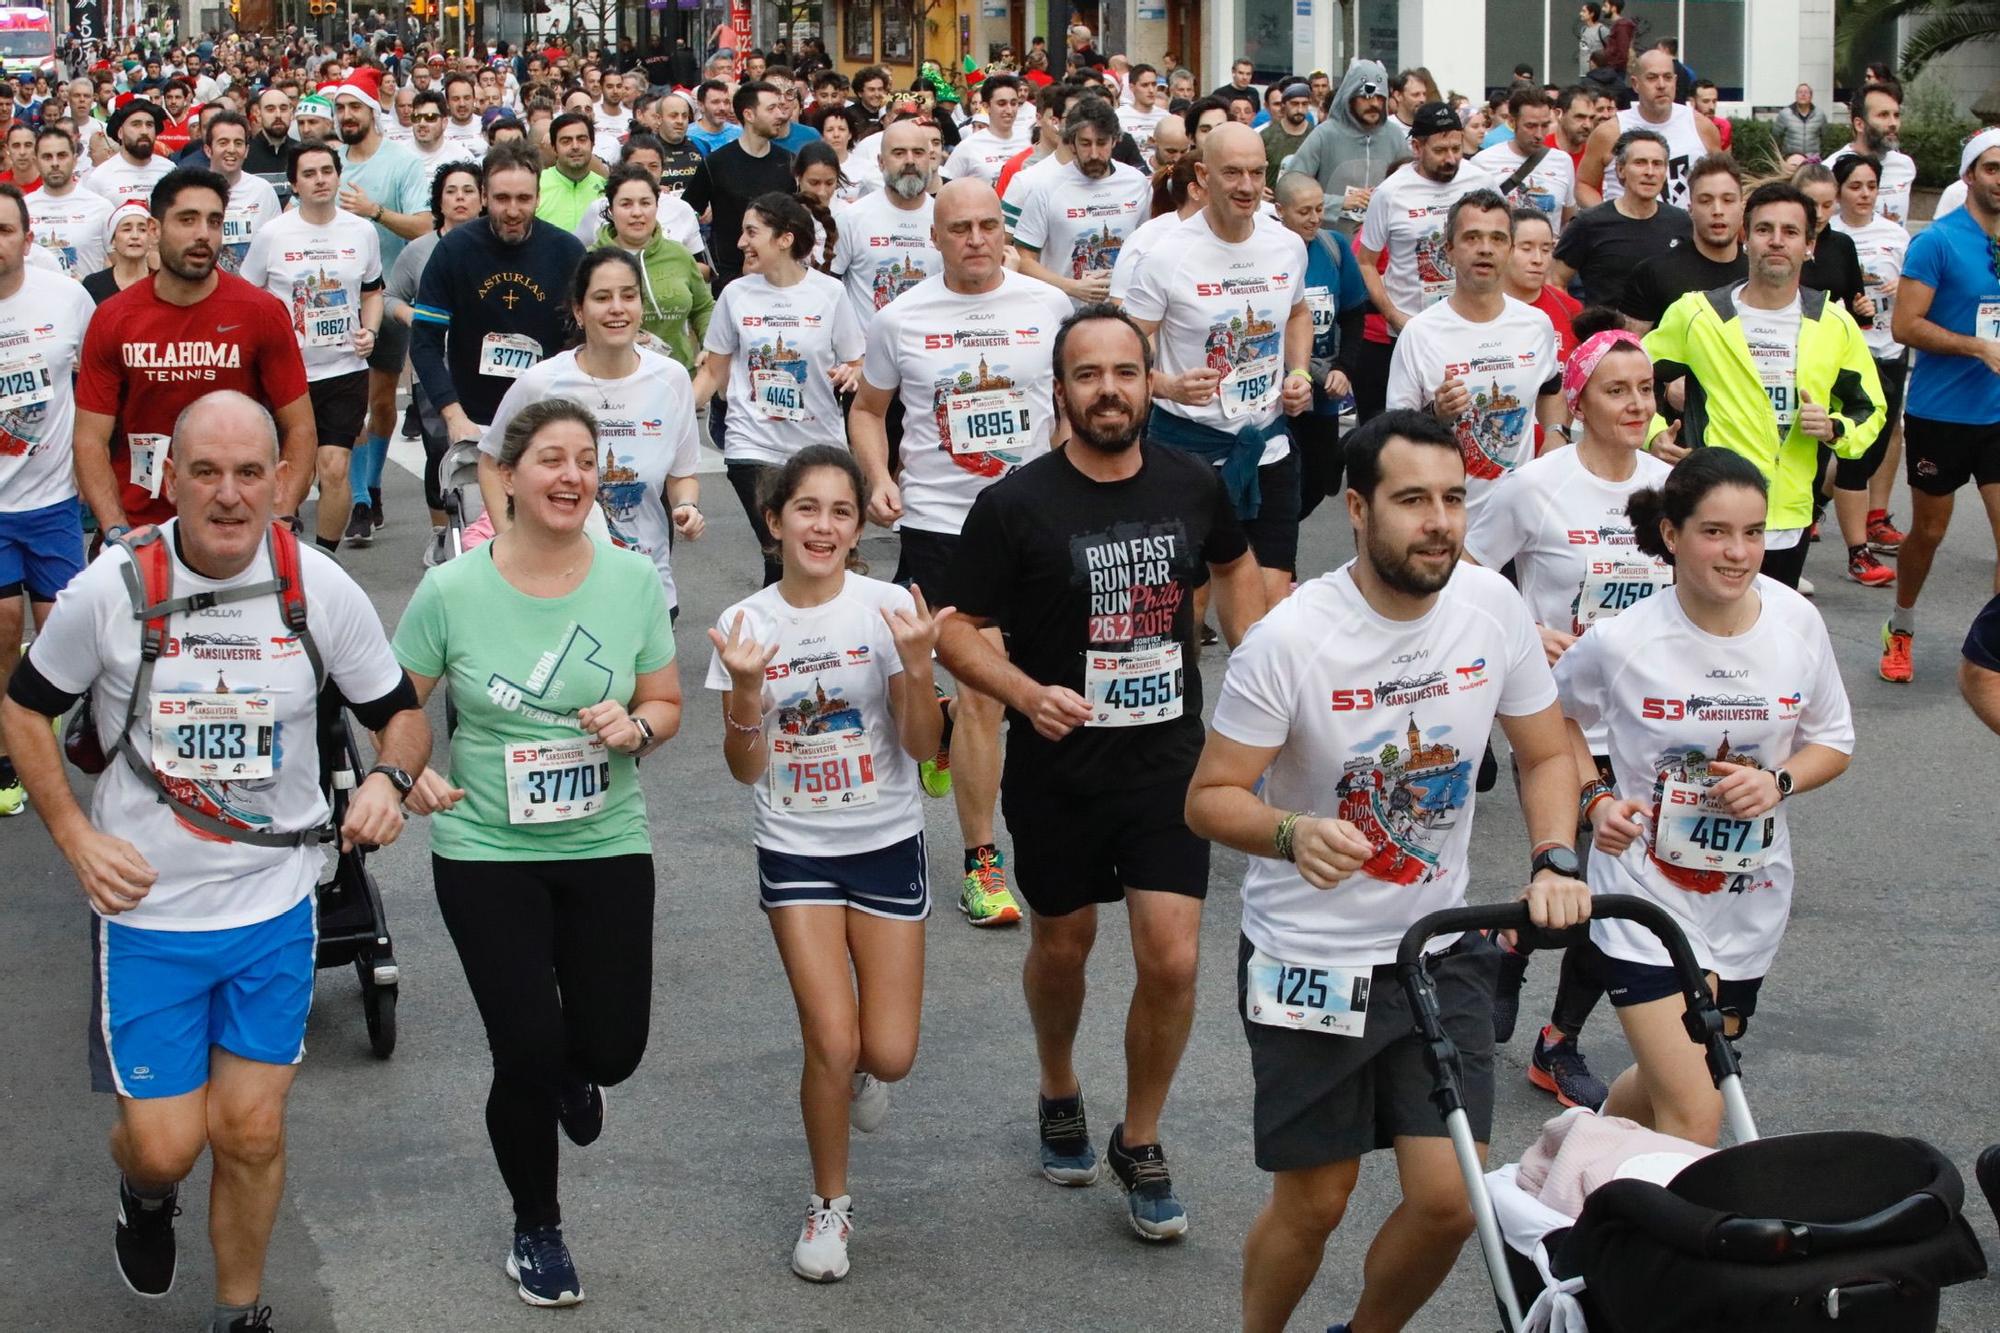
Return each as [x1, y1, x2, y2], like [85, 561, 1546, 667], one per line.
[1274, 811, 1302, 863]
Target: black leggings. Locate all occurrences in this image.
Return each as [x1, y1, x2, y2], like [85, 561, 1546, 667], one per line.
[433, 854, 655, 1231]
[725, 460, 781, 586]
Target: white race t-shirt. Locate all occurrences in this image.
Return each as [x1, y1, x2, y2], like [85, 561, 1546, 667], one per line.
[594, 107, 633, 164]
[704, 573, 924, 855]
[1473, 138, 1577, 235]
[82, 152, 175, 208]
[940, 126, 1024, 184]
[1827, 145, 1916, 229]
[705, 268, 866, 465]
[0, 266, 96, 511]
[999, 151, 1061, 230]
[1118, 104, 1170, 166]
[26, 185, 112, 280]
[479, 348, 702, 610]
[859, 269, 1074, 536]
[442, 115, 484, 144]
[220, 172, 284, 275]
[1212, 562, 1558, 969]
[1013, 160, 1153, 307]
[1935, 179, 1967, 220]
[1734, 285, 1801, 440]
[239, 208, 384, 381]
[1830, 212, 1909, 360]
[24, 526, 406, 930]
[412, 136, 481, 177]
[1359, 160, 1499, 319]
[828, 189, 939, 327]
[1125, 210, 1307, 442]
[1384, 296, 1561, 509]
[1553, 578, 1855, 979]
[1108, 208, 1190, 304]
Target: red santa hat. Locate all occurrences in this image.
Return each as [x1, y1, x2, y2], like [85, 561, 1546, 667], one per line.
[333, 66, 383, 114]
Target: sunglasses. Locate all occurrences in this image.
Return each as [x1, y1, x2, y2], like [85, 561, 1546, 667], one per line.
[411, 111, 441, 122]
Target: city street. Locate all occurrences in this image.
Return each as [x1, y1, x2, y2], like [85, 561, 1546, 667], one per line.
[7, 440, 1999, 1332]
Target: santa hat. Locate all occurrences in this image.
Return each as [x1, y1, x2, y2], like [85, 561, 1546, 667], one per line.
[334, 66, 383, 114]
[105, 198, 151, 245]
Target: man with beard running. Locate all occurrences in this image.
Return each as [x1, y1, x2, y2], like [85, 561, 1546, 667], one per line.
[85, 100, 176, 209]
[936, 305, 1265, 1237]
[1286, 61, 1408, 232]
[1827, 83, 1916, 228]
[25, 126, 112, 280]
[1012, 98, 1151, 310]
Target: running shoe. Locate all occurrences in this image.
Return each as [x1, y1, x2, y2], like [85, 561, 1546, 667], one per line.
[556, 1080, 604, 1147]
[1879, 622, 1914, 683]
[401, 402, 422, 439]
[850, 1071, 889, 1134]
[0, 778, 24, 817]
[1107, 1123, 1189, 1241]
[1527, 1029, 1609, 1110]
[369, 493, 384, 529]
[1867, 512, 1906, 554]
[790, 1194, 853, 1282]
[1199, 623, 1218, 647]
[1038, 1092, 1101, 1185]
[919, 688, 953, 798]
[505, 1225, 583, 1306]
[1846, 547, 1894, 587]
[1491, 946, 1530, 1043]
[423, 526, 452, 568]
[959, 847, 1021, 926]
[342, 503, 374, 548]
[1976, 1144, 2000, 1226]
[114, 1178, 178, 1298]
[1798, 576, 1815, 597]
[223, 1307, 275, 1331]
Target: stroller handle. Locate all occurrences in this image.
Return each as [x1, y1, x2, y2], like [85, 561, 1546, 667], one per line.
[1395, 894, 1706, 992]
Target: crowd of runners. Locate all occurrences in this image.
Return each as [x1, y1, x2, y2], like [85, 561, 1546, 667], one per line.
[2, 16, 1999, 1333]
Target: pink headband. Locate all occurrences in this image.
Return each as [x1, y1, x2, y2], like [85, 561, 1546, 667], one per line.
[1563, 328, 1645, 417]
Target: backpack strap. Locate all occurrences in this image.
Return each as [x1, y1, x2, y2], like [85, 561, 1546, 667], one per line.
[110, 523, 324, 849]
[1499, 144, 1551, 200]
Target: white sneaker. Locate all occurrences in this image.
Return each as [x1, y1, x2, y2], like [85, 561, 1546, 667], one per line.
[850, 1072, 889, 1134]
[1798, 575, 1816, 597]
[790, 1194, 852, 1282]
[422, 526, 451, 568]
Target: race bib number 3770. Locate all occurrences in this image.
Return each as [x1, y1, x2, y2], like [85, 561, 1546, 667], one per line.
[503, 736, 611, 824]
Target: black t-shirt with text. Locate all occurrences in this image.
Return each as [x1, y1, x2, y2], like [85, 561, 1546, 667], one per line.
[1620, 239, 1746, 325]
[1555, 199, 1692, 310]
[946, 443, 1249, 794]
[657, 142, 712, 218]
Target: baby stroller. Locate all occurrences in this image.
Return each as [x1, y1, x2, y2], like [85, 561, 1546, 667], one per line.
[1397, 895, 1987, 1333]
[312, 688, 399, 1058]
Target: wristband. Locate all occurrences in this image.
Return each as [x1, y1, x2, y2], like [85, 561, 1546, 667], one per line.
[1286, 368, 1312, 381]
[1577, 778, 1612, 819]
[1582, 791, 1614, 822]
[1274, 811, 1302, 863]
[723, 711, 763, 737]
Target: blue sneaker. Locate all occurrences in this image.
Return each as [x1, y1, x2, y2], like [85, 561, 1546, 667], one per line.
[1037, 1092, 1101, 1186]
[505, 1225, 583, 1306]
[1328, 1324, 1352, 1333]
[1107, 1123, 1189, 1241]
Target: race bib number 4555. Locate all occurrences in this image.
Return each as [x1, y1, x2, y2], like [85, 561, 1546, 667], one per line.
[1084, 643, 1184, 727]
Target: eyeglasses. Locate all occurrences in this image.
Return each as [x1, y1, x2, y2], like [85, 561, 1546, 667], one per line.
[412, 111, 441, 122]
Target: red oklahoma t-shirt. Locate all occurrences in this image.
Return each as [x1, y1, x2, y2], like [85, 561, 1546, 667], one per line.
[77, 271, 308, 525]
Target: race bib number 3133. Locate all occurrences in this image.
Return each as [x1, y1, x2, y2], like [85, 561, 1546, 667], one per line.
[150, 693, 277, 780]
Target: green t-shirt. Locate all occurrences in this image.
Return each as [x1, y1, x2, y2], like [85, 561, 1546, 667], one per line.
[393, 541, 675, 861]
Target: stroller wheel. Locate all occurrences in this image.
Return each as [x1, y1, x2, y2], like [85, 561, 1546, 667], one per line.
[363, 982, 398, 1059]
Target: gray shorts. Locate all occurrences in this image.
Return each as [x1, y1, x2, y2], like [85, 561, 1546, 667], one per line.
[1237, 931, 1499, 1173]
[368, 311, 410, 375]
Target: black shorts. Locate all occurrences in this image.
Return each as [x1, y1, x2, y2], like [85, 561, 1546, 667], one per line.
[1904, 412, 2000, 496]
[1572, 936, 1764, 1030]
[1239, 931, 1499, 1172]
[893, 524, 958, 599]
[367, 310, 409, 375]
[1242, 448, 1302, 574]
[1834, 355, 1906, 491]
[1001, 774, 1210, 917]
[308, 369, 370, 448]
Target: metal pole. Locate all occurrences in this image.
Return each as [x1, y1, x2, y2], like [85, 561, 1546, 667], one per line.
[1447, 1107, 1526, 1333]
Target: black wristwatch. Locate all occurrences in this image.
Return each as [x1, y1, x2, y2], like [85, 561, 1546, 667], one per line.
[1531, 845, 1581, 881]
[1774, 768, 1795, 801]
[632, 715, 655, 750]
[368, 764, 415, 799]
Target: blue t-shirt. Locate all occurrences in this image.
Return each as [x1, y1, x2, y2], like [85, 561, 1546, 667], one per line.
[1481, 123, 1514, 150]
[772, 123, 823, 155]
[339, 138, 431, 274]
[688, 123, 742, 156]
[1903, 206, 2000, 425]
[1301, 226, 1370, 416]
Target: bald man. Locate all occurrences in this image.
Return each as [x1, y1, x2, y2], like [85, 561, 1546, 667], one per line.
[1151, 115, 1190, 172]
[1576, 48, 1718, 209]
[850, 177, 1074, 928]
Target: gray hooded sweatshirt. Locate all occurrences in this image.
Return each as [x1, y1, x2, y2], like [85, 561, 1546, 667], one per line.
[1287, 61, 1410, 228]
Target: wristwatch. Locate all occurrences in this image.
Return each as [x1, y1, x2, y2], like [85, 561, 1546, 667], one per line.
[368, 764, 415, 799]
[1530, 845, 1581, 881]
[1775, 768, 1795, 801]
[632, 715, 655, 750]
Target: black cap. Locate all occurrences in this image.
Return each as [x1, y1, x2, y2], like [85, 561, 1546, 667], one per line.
[1409, 100, 1461, 139]
[107, 98, 164, 138]
[1280, 81, 1313, 102]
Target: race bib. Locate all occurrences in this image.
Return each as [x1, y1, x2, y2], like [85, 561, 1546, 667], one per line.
[1654, 777, 1774, 872]
[303, 306, 352, 349]
[945, 386, 1034, 455]
[1083, 643, 1184, 727]
[503, 736, 611, 824]
[751, 368, 807, 421]
[768, 728, 878, 813]
[0, 353, 52, 411]
[150, 693, 276, 780]
[1339, 186, 1369, 219]
[1978, 300, 2000, 343]
[480, 332, 541, 380]
[1577, 560, 1673, 627]
[221, 208, 257, 245]
[129, 432, 168, 497]
[1219, 354, 1281, 420]
[1245, 945, 1370, 1037]
[1748, 339, 1797, 428]
[1305, 288, 1335, 337]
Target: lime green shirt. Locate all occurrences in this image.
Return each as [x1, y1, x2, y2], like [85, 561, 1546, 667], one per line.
[535, 165, 607, 233]
[393, 541, 675, 862]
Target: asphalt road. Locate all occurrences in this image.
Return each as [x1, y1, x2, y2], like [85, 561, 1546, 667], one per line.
[6, 439, 1999, 1333]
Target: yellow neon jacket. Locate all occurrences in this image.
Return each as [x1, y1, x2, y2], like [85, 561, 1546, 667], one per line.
[1643, 283, 1884, 531]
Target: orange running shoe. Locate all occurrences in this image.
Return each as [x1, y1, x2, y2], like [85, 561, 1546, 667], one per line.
[1879, 622, 1914, 683]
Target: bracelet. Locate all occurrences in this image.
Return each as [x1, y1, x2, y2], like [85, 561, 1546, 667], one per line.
[1577, 778, 1612, 819]
[673, 502, 699, 513]
[1274, 811, 1303, 863]
[1582, 791, 1614, 822]
[723, 712, 763, 737]
[1285, 367, 1313, 381]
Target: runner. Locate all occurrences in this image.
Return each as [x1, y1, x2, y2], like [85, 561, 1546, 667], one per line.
[1827, 151, 1909, 589]
[849, 178, 1071, 927]
[705, 445, 945, 1281]
[1881, 129, 2000, 682]
[0, 389, 429, 1333]
[1184, 407, 1592, 1333]
[1826, 82, 1915, 228]
[1278, 172, 1367, 518]
[580, 160, 711, 367]
[936, 305, 1264, 1238]
[1126, 122, 1314, 605]
[74, 168, 316, 535]
[827, 119, 939, 328]
[84, 99, 175, 208]
[1386, 189, 1564, 513]
[571, 136, 707, 261]
[1353, 101, 1497, 424]
[695, 191, 862, 586]
[536, 112, 606, 233]
[392, 397, 680, 1310]
[1107, 150, 1200, 306]
[1965, 593, 2000, 732]
[407, 88, 479, 178]
[483, 248, 705, 615]
[1287, 61, 1407, 233]
[239, 141, 383, 556]
[1576, 48, 1718, 210]
[1554, 446, 1853, 1144]
[0, 183, 97, 816]
[1620, 151, 1745, 333]
[1012, 98, 1151, 309]
[1643, 181, 1883, 589]
[1504, 206, 1582, 362]
[83, 200, 154, 305]
[1553, 129, 1692, 309]
[939, 74, 1027, 184]
[1466, 326, 1671, 1107]
[1116, 63, 1168, 166]
[25, 125, 112, 280]
[1471, 86, 1576, 236]
[706, 82, 798, 286]
[200, 111, 282, 276]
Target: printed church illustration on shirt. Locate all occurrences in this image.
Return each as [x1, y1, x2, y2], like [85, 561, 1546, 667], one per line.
[1203, 301, 1280, 376]
[1335, 713, 1472, 886]
[290, 265, 351, 340]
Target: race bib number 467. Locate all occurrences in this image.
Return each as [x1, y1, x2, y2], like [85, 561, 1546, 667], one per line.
[1654, 777, 1774, 872]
